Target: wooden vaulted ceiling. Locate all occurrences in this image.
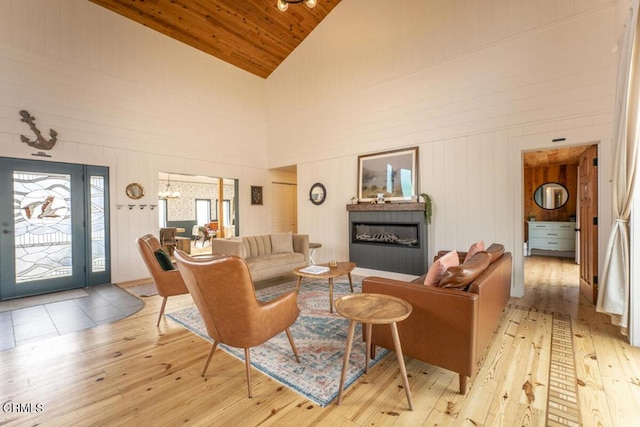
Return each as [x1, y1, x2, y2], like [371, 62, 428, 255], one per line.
[89, 0, 342, 78]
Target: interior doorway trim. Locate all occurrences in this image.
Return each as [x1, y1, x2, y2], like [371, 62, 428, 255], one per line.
[509, 123, 612, 299]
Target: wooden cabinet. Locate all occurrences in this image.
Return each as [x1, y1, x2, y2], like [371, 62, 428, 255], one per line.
[527, 221, 575, 255]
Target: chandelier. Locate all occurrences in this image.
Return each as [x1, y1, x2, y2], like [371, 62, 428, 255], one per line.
[277, 0, 317, 12]
[158, 174, 180, 199]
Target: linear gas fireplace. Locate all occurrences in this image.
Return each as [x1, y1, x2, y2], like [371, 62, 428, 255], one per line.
[347, 203, 427, 275]
[352, 223, 419, 247]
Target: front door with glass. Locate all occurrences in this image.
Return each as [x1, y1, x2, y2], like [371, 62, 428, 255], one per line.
[0, 158, 110, 300]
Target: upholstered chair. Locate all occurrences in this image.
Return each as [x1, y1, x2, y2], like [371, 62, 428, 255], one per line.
[137, 234, 189, 326]
[173, 250, 300, 398]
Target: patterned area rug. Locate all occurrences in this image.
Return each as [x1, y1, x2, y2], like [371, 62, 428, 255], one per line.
[166, 277, 389, 407]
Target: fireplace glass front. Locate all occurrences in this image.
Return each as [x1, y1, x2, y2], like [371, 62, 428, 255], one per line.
[352, 222, 419, 247]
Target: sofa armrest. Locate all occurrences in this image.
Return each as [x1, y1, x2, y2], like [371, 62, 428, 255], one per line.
[362, 276, 479, 378]
[211, 238, 244, 258]
[292, 234, 309, 262]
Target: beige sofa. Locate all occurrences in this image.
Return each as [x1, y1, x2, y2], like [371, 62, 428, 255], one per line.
[211, 232, 309, 281]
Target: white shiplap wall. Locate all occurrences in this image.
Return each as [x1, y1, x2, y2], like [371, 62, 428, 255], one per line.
[269, 0, 617, 297]
[0, 0, 269, 282]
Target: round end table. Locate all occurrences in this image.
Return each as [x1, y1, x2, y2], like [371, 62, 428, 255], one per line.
[334, 293, 413, 410]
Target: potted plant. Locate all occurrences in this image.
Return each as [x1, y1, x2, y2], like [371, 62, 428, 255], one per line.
[419, 193, 432, 224]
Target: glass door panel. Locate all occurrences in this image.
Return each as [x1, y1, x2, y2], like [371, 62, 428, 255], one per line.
[14, 170, 74, 283]
[86, 166, 110, 286]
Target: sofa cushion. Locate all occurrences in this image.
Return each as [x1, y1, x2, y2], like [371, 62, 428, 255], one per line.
[245, 253, 305, 270]
[243, 235, 272, 258]
[439, 252, 491, 289]
[485, 243, 505, 263]
[423, 250, 459, 286]
[464, 240, 485, 263]
[271, 232, 294, 254]
[154, 249, 175, 271]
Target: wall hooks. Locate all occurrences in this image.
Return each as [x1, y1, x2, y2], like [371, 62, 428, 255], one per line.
[117, 203, 153, 210]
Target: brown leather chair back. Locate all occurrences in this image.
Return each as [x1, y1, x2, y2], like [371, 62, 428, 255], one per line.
[136, 234, 188, 298]
[174, 252, 299, 349]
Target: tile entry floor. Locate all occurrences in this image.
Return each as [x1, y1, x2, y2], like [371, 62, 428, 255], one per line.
[0, 284, 143, 352]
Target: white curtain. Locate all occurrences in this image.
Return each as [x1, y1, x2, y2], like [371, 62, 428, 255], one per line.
[597, 0, 640, 331]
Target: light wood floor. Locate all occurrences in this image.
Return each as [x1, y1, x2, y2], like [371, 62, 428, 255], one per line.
[2, 256, 640, 426]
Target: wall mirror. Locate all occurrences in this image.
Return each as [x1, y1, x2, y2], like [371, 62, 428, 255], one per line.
[533, 182, 568, 210]
[125, 182, 145, 200]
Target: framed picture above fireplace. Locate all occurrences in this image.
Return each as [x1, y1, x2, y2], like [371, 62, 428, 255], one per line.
[357, 147, 418, 203]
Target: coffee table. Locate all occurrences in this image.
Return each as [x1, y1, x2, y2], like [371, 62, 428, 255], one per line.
[293, 262, 355, 313]
[334, 293, 413, 410]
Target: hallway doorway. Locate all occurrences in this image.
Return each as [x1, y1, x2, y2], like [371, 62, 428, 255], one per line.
[522, 144, 598, 304]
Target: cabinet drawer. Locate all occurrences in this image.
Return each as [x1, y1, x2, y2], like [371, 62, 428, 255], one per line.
[529, 228, 575, 239]
[529, 237, 575, 252]
[529, 223, 551, 230]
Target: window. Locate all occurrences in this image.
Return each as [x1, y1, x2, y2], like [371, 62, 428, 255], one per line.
[216, 199, 232, 227]
[158, 199, 167, 228]
[196, 199, 211, 225]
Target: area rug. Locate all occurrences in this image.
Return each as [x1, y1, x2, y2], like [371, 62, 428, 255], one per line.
[122, 282, 158, 297]
[166, 276, 389, 407]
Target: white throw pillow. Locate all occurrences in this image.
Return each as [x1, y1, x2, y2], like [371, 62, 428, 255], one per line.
[271, 232, 294, 254]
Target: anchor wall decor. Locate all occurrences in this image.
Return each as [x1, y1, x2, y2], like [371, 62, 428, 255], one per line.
[19, 110, 58, 152]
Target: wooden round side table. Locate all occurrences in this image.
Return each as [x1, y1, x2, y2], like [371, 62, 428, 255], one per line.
[334, 293, 413, 410]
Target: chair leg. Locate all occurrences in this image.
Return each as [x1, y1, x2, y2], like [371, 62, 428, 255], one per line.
[285, 328, 300, 363]
[156, 297, 168, 327]
[201, 342, 218, 376]
[244, 348, 252, 398]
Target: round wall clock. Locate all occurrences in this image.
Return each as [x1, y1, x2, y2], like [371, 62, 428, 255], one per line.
[309, 182, 326, 205]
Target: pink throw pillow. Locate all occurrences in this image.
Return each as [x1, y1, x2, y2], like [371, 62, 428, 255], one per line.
[424, 250, 459, 286]
[464, 240, 485, 263]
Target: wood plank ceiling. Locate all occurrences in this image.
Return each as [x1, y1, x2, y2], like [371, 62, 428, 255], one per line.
[523, 146, 590, 168]
[89, 0, 341, 79]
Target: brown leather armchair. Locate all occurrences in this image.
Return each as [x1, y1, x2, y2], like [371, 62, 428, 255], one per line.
[137, 234, 189, 326]
[173, 251, 300, 398]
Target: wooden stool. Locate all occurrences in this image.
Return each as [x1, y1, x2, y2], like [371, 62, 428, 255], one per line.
[334, 293, 413, 410]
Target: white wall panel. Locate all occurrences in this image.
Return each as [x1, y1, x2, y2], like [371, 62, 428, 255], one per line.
[267, 2, 614, 169]
[0, 0, 268, 282]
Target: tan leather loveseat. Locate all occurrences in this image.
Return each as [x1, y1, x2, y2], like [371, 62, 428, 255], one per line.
[362, 243, 512, 394]
[211, 232, 309, 281]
